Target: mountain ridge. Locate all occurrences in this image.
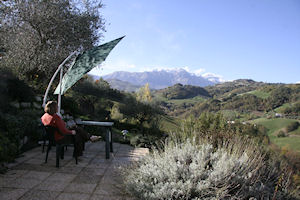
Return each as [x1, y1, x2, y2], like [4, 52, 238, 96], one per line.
[92, 69, 222, 90]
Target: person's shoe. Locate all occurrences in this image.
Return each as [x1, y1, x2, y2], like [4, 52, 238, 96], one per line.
[90, 135, 101, 142]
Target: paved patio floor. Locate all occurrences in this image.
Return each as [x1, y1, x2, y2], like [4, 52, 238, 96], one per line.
[0, 142, 149, 200]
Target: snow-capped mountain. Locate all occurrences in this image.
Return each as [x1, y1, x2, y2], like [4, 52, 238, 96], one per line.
[99, 69, 221, 89]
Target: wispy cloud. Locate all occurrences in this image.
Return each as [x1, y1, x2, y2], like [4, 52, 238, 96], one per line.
[88, 60, 137, 76]
[145, 14, 185, 53]
[202, 72, 226, 82]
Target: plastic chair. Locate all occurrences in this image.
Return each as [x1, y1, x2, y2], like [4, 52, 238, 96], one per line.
[43, 125, 78, 168]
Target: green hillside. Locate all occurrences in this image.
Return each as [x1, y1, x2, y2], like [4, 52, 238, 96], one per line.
[106, 78, 141, 92]
[155, 83, 211, 100]
[251, 118, 300, 152]
[239, 89, 271, 99]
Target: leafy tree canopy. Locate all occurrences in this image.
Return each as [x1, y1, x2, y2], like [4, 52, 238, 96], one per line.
[0, 0, 105, 88]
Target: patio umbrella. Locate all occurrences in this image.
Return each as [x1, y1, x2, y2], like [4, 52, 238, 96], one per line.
[54, 36, 125, 95]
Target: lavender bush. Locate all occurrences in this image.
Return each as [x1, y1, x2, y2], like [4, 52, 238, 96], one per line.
[121, 137, 291, 199]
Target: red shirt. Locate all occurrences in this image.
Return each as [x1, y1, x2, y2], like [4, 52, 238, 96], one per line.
[41, 113, 73, 141]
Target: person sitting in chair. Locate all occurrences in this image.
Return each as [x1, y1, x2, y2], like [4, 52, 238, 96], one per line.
[41, 101, 100, 157]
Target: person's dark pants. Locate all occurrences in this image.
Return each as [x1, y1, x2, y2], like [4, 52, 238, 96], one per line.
[56, 127, 90, 157]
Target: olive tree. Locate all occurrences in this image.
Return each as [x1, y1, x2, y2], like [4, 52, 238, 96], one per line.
[0, 0, 105, 88]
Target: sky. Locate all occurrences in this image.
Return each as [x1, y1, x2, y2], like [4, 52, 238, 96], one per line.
[88, 0, 300, 84]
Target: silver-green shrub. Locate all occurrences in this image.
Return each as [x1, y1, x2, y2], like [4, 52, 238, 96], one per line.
[122, 137, 290, 199]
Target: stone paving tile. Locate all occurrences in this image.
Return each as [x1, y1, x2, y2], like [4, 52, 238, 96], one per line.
[0, 177, 15, 187]
[24, 158, 46, 165]
[35, 180, 69, 192]
[101, 196, 135, 200]
[47, 172, 76, 182]
[64, 182, 97, 194]
[0, 142, 149, 200]
[32, 153, 47, 160]
[79, 167, 107, 176]
[81, 152, 97, 158]
[85, 145, 104, 153]
[56, 192, 90, 200]
[65, 159, 89, 167]
[58, 166, 84, 174]
[20, 170, 52, 180]
[72, 174, 103, 184]
[0, 188, 28, 200]
[90, 157, 113, 164]
[44, 160, 72, 168]
[13, 163, 57, 173]
[0, 169, 28, 179]
[94, 152, 107, 158]
[89, 194, 104, 200]
[18, 189, 59, 200]
[5, 178, 43, 189]
[94, 182, 124, 196]
[86, 162, 112, 169]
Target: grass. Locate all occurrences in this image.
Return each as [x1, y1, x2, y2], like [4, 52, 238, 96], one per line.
[274, 103, 292, 113]
[153, 93, 207, 106]
[250, 118, 300, 153]
[167, 95, 206, 105]
[239, 90, 270, 99]
[159, 115, 180, 133]
[219, 110, 239, 120]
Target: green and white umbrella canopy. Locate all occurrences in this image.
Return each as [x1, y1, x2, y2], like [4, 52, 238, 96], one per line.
[54, 36, 124, 95]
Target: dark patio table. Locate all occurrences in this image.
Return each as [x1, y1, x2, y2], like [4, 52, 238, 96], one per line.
[76, 120, 114, 159]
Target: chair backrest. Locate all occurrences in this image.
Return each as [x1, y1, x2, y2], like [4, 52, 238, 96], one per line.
[43, 125, 57, 143]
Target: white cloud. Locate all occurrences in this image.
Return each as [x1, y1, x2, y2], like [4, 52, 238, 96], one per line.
[193, 68, 206, 76]
[296, 81, 300, 84]
[141, 66, 184, 72]
[88, 60, 137, 76]
[202, 72, 226, 83]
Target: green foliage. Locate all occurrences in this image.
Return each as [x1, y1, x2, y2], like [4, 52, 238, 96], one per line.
[281, 102, 300, 116]
[159, 83, 211, 100]
[61, 76, 165, 145]
[205, 79, 265, 98]
[154, 81, 300, 119]
[266, 86, 292, 110]
[0, 69, 35, 109]
[1, 0, 105, 87]
[7, 78, 35, 102]
[0, 70, 42, 163]
[276, 130, 287, 138]
[130, 135, 152, 148]
[179, 112, 268, 145]
[136, 83, 152, 102]
[241, 89, 270, 99]
[286, 121, 299, 133]
[0, 131, 18, 163]
[105, 78, 140, 92]
[251, 118, 300, 152]
[64, 77, 122, 120]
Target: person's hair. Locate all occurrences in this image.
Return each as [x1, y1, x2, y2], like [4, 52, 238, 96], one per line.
[44, 101, 58, 115]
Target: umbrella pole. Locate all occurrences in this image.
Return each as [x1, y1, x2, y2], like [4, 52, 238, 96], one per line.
[42, 51, 77, 108]
[58, 65, 63, 115]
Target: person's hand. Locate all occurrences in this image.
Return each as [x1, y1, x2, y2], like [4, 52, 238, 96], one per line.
[71, 130, 76, 135]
